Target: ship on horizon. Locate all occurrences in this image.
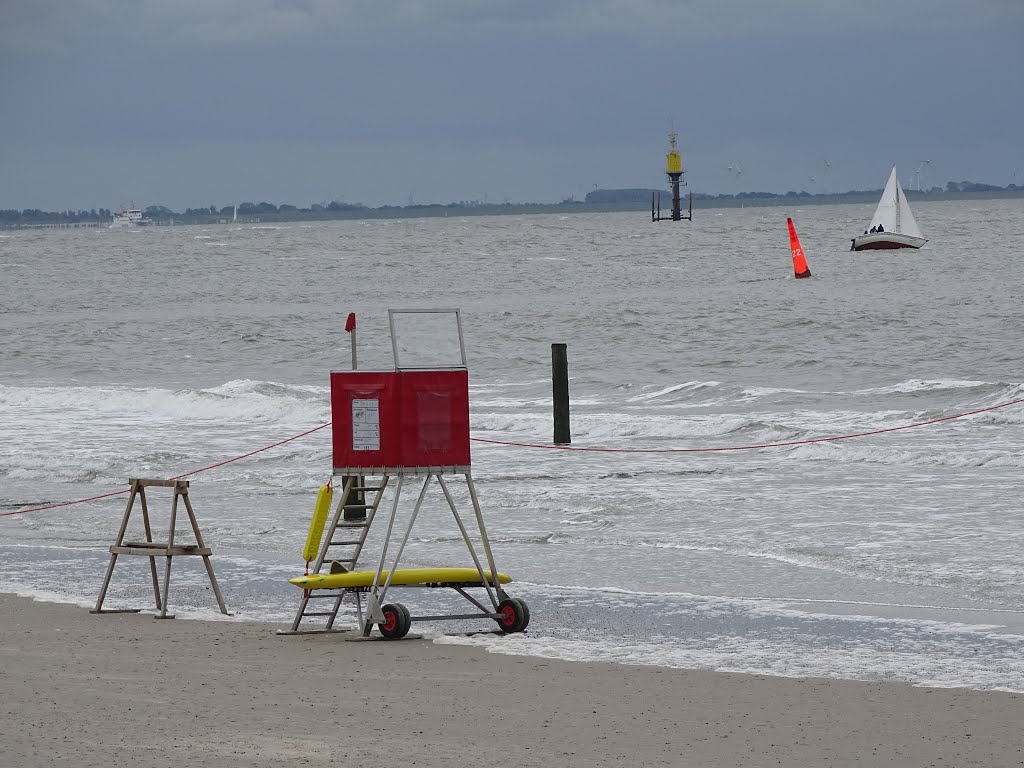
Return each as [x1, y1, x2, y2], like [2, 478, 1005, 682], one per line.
[110, 203, 152, 228]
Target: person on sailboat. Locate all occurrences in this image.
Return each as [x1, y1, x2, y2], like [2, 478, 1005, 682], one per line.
[877, 224, 884, 232]
[870, 226, 877, 233]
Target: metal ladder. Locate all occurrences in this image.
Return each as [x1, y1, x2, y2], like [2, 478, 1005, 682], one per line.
[281, 475, 391, 633]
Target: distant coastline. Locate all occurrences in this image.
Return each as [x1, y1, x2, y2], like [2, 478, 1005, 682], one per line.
[3, 181, 1022, 229]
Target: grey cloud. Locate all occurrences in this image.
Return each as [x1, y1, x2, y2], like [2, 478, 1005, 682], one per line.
[1, 0, 1021, 210]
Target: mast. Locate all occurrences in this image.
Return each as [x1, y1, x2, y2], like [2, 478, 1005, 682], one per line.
[894, 170, 901, 233]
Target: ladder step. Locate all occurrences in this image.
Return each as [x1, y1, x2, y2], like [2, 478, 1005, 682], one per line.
[290, 473, 389, 633]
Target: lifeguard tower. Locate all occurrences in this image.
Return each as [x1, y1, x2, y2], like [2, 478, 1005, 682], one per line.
[282, 309, 529, 639]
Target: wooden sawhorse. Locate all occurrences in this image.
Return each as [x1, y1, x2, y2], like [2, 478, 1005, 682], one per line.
[92, 478, 229, 619]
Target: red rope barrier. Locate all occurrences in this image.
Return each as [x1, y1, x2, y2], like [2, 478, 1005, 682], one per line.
[3, 396, 1021, 519]
[468, 397, 1024, 453]
[0, 489, 132, 517]
[1, 422, 332, 518]
[167, 422, 331, 480]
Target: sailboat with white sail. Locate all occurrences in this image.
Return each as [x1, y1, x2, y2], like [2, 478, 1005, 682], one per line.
[850, 166, 927, 251]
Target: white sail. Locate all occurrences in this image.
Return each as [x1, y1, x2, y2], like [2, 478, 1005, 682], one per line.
[868, 166, 922, 238]
[868, 167, 899, 232]
[895, 175, 923, 238]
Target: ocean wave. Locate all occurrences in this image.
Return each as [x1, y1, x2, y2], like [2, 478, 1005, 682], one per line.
[0, 380, 331, 424]
[790, 442, 1024, 468]
[851, 378, 1002, 395]
[625, 380, 720, 403]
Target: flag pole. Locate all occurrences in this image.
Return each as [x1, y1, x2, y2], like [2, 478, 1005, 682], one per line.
[345, 313, 357, 370]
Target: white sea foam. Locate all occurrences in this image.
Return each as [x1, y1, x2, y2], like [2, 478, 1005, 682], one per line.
[853, 378, 993, 395]
[434, 631, 1024, 692]
[0, 381, 329, 424]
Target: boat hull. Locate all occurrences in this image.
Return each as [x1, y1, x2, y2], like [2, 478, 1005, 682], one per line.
[851, 232, 927, 251]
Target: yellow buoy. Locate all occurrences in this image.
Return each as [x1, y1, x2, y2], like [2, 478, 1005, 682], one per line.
[667, 148, 682, 175]
[666, 132, 683, 175]
[302, 484, 333, 563]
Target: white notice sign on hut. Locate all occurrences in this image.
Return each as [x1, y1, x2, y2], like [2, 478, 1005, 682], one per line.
[352, 399, 380, 451]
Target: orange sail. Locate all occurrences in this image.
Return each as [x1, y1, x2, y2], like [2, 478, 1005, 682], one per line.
[787, 217, 812, 279]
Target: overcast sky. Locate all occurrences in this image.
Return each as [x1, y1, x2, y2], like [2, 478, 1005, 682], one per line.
[2, 0, 1021, 211]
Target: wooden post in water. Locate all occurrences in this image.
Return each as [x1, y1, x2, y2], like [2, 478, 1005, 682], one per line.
[552, 343, 571, 445]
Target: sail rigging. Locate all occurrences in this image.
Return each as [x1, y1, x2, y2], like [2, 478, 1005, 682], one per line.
[869, 167, 923, 238]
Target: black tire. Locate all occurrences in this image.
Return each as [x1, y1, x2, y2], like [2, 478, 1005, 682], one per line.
[395, 603, 411, 637]
[496, 598, 526, 634]
[379, 603, 411, 639]
[512, 598, 530, 632]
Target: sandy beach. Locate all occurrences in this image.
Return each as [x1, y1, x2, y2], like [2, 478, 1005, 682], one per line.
[1, 594, 1021, 767]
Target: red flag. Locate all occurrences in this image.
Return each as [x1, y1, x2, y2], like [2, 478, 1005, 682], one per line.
[344, 313, 356, 333]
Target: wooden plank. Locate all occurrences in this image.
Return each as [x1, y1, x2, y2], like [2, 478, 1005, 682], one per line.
[89, 608, 142, 614]
[110, 545, 211, 556]
[128, 478, 189, 488]
[274, 628, 354, 635]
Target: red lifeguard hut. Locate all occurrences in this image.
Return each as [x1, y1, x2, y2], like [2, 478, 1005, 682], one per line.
[329, 368, 471, 474]
[283, 309, 529, 639]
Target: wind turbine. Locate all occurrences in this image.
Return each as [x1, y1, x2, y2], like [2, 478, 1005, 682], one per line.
[822, 159, 831, 194]
[915, 160, 931, 192]
[726, 161, 743, 187]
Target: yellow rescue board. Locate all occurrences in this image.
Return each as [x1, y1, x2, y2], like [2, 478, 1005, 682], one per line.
[290, 567, 512, 590]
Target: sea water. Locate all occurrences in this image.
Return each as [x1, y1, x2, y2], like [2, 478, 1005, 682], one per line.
[2, 200, 1024, 691]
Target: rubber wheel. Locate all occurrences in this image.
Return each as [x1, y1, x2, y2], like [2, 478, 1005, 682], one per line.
[379, 603, 411, 639]
[496, 598, 527, 634]
[395, 603, 411, 637]
[513, 598, 530, 632]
